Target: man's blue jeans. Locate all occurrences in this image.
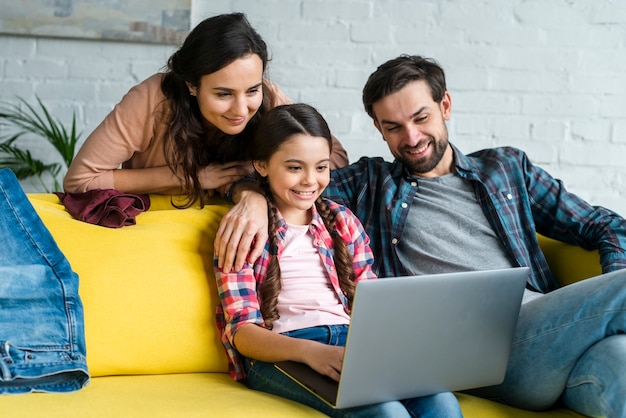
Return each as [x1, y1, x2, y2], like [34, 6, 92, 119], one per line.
[467, 269, 626, 417]
[243, 324, 462, 418]
[0, 169, 89, 393]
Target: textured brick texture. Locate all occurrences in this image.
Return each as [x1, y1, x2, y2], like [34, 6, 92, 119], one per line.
[1, 0, 625, 215]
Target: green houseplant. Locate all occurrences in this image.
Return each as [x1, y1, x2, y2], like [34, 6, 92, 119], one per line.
[0, 96, 81, 192]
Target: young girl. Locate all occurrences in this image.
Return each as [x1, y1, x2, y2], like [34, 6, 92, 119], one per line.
[63, 13, 347, 207]
[214, 103, 462, 417]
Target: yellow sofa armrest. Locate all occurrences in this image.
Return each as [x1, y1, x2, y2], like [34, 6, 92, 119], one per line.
[537, 235, 601, 286]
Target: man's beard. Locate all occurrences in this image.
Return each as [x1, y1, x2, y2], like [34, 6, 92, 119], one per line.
[395, 132, 449, 175]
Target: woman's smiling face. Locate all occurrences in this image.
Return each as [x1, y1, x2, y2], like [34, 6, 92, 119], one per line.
[189, 53, 264, 135]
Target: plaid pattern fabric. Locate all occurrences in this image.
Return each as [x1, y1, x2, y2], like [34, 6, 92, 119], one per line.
[215, 199, 376, 380]
[324, 144, 626, 291]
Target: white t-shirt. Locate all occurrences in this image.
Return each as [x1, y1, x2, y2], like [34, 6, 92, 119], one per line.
[270, 224, 350, 334]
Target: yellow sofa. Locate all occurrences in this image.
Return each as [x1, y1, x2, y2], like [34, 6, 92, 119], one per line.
[0, 194, 595, 417]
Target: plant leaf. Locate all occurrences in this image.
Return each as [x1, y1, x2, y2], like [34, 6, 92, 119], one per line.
[0, 95, 81, 191]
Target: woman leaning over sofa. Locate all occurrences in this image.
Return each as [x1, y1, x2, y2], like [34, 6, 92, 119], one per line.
[63, 12, 348, 207]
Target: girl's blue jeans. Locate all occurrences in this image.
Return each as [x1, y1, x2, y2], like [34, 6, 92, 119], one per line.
[0, 169, 89, 393]
[243, 324, 462, 418]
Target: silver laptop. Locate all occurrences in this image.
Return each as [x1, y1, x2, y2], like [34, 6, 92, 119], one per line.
[275, 267, 529, 409]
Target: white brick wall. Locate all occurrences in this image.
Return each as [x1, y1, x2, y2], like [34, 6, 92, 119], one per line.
[1, 0, 625, 215]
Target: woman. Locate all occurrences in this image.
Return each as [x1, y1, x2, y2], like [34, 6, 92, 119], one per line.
[64, 13, 348, 207]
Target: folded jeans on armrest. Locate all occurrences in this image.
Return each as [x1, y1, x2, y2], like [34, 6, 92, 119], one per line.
[0, 168, 89, 394]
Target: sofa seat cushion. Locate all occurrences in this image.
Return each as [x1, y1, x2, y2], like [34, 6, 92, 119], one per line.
[28, 194, 232, 377]
[455, 393, 584, 417]
[0, 374, 326, 417]
[0, 373, 585, 417]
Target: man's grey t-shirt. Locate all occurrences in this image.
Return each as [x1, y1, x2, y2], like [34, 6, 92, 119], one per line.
[395, 173, 542, 303]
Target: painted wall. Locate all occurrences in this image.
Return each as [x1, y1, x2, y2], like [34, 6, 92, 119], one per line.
[1, 0, 625, 215]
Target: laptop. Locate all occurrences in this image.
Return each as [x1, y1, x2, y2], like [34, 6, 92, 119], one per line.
[275, 267, 529, 409]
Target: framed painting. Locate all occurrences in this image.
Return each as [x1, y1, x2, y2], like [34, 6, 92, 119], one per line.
[0, 0, 190, 45]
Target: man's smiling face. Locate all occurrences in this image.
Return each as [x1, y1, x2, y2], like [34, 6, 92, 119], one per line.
[372, 80, 454, 178]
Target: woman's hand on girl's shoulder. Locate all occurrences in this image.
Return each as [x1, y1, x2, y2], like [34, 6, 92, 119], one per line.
[215, 188, 268, 273]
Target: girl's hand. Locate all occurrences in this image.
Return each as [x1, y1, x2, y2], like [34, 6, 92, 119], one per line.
[231, 325, 345, 382]
[197, 161, 253, 191]
[302, 342, 345, 382]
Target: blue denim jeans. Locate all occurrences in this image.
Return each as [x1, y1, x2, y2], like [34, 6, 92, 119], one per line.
[0, 169, 89, 393]
[243, 325, 462, 418]
[466, 269, 626, 417]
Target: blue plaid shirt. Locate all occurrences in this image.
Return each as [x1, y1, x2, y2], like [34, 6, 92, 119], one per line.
[324, 145, 626, 292]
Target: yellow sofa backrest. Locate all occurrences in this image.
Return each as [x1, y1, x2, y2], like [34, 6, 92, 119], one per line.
[27, 194, 603, 379]
[29, 194, 231, 377]
[536, 235, 601, 286]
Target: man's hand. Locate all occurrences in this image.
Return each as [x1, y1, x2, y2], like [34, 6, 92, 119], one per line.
[215, 189, 268, 273]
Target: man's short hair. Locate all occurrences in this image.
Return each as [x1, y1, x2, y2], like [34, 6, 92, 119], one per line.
[362, 55, 447, 119]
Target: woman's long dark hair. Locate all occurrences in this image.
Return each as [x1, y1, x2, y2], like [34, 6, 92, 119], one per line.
[251, 104, 356, 329]
[161, 13, 274, 207]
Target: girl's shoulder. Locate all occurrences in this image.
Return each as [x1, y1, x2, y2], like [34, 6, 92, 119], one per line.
[321, 198, 361, 228]
[321, 197, 349, 213]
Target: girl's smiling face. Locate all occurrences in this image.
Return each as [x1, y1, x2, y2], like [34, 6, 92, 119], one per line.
[254, 134, 331, 225]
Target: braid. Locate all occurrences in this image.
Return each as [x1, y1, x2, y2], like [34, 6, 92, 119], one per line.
[316, 198, 356, 307]
[258, 191, 282, 329]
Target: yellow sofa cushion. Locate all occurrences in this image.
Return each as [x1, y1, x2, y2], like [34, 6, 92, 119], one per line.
[28, 194, 231, 377]
[537, 235, 602, 285]
[455, 393, 584, 417]
[0, 372, 582, 418]
[0, 374, 326, 417]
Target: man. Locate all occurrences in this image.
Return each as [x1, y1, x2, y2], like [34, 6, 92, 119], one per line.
[216, 55, 626, 416]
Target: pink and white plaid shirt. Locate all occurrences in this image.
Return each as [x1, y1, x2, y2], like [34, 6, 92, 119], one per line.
[214, 199, 376, 380]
